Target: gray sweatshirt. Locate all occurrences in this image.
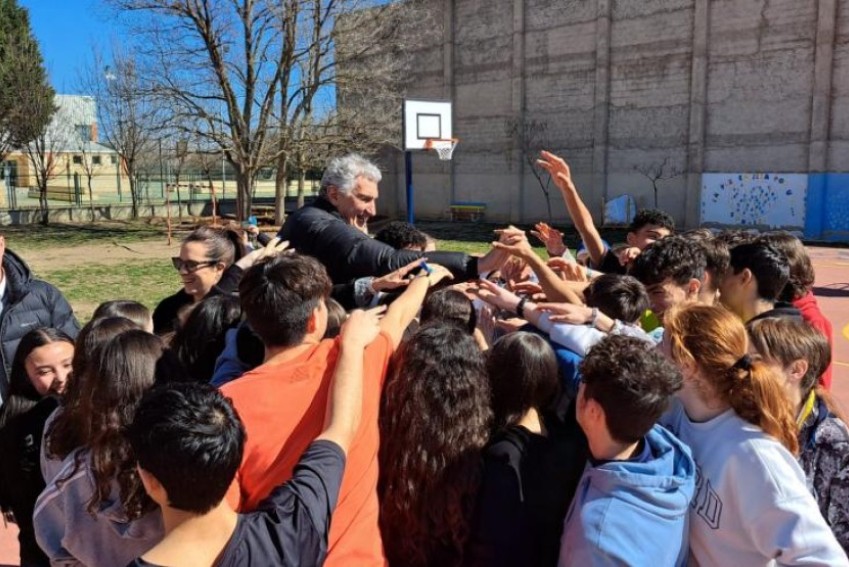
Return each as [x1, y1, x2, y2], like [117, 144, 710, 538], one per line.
[33, 448, 164, 566]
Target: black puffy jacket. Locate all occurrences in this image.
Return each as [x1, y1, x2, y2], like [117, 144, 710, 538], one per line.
[278, 197, 479, 284]
[0, 250, 79, 406]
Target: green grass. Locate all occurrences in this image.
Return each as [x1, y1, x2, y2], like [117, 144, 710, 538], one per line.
[2, 222, 170, 251]
[40, 260, 176, 322]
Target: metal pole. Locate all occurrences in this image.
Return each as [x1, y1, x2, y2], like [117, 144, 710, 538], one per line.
[405, 151, 414, 225]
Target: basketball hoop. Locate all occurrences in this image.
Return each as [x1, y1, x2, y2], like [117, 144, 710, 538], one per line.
[424, 138, 459, 161]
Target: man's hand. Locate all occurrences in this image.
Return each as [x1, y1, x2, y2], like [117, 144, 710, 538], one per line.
[372, 259, 425, 292]
[536, 302, 593, 325]
[340, 306, 385, 349]
[536, 150, 576, 192]
[531, 222, 567, 257]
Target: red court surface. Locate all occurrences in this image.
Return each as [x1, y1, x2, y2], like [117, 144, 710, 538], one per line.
[1, 246, 848, 565]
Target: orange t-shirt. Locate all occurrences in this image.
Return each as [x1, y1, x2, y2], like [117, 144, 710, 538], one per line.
[220, 331, 394, 567]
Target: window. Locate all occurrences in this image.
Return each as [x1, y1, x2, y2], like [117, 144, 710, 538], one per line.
[110, 155, 117, 165]
[72, 155, 83, 165]
[92, 156, 102, 166]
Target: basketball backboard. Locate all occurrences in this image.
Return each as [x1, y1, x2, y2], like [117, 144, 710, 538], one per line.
[403, 99, 453, 151]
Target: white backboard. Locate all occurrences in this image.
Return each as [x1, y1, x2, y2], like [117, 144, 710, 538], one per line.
[403, 99, 453, 151]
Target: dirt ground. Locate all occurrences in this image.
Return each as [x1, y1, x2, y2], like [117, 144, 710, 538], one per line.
[22, 239, 178, 273]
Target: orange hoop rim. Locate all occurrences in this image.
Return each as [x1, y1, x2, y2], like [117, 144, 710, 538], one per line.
[423, 137, 459, 150]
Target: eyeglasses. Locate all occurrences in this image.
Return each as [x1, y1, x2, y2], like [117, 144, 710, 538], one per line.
[171, 257, 217, 273]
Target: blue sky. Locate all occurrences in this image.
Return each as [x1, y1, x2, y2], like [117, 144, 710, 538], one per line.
[21, 0, 116, 93]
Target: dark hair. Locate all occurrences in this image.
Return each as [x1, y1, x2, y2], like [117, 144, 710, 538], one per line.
[374, 221, 428, 251]
[630, 209, 675, 233]
[379, 325, 491, 567]
[239, 254, 332, 348]
[580, 335, 682, 443]
[583, 274, 649, 323]
[714, 229, 757, 248]
[728, 242, 789, 303]
[92, 300, 152, 330]
[323, 298, 347, 339]
[71, 317, 143, 388]
[487, 332, 559, 431]
[747, 317, 830, 398]
[757, 232, 815, 302]
[665, 304, 798, 453]
[0, 328, 75, 430]
[420, 289, 477, 334]
[171, 294, 242, 382]
[235, 322, 265, 370]
[183, 226, 245, 267]
[127, 382, 245, 514]
[630, 236, 706, 287]
[681, 230, 731, 285]
[47, 330, 182, 518]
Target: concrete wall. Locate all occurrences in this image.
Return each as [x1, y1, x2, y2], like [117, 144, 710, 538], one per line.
[378, 0, 847, 229]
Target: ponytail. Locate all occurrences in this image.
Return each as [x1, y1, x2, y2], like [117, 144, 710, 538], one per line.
[725, 360, 798, 454]
[183, 226, 246, 267]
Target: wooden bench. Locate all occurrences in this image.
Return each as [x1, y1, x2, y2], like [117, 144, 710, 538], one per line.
[450, 202, 486, 222]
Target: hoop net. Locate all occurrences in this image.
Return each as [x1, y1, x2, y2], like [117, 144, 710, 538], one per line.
[424, 138, 459, 161]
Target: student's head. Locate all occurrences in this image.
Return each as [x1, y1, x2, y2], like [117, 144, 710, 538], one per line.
[487, 332, 559, 431]
[320, 153, 382, 231]
[420, 289, 477, 335]
[626, 209, 675, 250]
[374, 221, 428, 251]
[680, 230, 729, 305]
[239, 254, 333, 348]
[323, 298, 347, 339]
[630, 236, 706, 321]
[171, 294, 242, 382]
[379, 324, 491, 566]
[583, 274, 649, 324]
[175, 227, 245, 300]
[71, 316, 142, 388]
[747, 317, 830, 408]
[10, 328, 75, 400]
[714, 229, 756, 249]
[757, 232, 815, 303]
[661, 304, 798, 453]
[92, 300, 153, 333]
[720, 242, 789, 318]
[128, 382, 245, 515]
[577, 335, 681, 446]
[0, 328, 75, 430]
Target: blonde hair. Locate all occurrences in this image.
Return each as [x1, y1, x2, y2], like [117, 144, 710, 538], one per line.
[664, 304, 798, 454]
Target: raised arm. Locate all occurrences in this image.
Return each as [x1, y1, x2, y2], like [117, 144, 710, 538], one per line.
[491, 236, 586, 305]
[316, 308, 383, 454]
[537, 151, 607, 267]
[379, 264, 454, 348]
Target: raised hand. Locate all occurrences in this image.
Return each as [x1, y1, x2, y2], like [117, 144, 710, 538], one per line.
[473, 278, 521, 312]
[536, 151, 576, 192]
[531, 222, 567, 257]
[536, 302, 593, 325]
[340, 306, 386, 349]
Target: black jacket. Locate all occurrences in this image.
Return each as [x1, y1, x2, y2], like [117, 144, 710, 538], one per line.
[278, 197, 479, 284]
[152, 265, 244, 336]
[0, 251, 79, 405]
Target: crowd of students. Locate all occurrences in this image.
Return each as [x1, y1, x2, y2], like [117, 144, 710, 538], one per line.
[0, 150, 847, 566]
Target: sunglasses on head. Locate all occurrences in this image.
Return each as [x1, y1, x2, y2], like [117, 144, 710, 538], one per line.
[171, 257, 217, 273]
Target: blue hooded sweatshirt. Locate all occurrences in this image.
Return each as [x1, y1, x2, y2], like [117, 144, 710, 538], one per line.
[559, 424, 695, 567]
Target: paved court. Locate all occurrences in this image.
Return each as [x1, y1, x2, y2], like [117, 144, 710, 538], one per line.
[1, 245, 848, 566]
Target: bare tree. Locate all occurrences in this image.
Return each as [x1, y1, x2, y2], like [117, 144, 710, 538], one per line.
[82, 47, 162, 218]
[506, 118, 555, 221]
[106, 0, 433, 222]
[635, 157, 682, 209]
[22, 95, 71, 225]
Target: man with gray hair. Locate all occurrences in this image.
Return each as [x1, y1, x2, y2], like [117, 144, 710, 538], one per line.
[279, 153, 513, 290]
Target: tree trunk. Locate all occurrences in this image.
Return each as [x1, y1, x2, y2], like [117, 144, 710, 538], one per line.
[235, 170, 254, 221]
[129, 174, 139, 219]
[38, 182, 49, 225]
[274, 152, 289, 224]
[87, 176, 95, 221]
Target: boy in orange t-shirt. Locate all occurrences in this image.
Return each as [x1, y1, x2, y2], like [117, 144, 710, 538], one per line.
[223, 254, 452, 567]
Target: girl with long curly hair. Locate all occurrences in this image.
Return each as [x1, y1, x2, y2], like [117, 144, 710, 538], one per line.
[35, 330, 182, 566]
[379, 324, 492, 566]
[660, 304, 846, 566]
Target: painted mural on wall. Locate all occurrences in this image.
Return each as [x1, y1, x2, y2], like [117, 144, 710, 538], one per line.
[700, 173, 808, 229]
